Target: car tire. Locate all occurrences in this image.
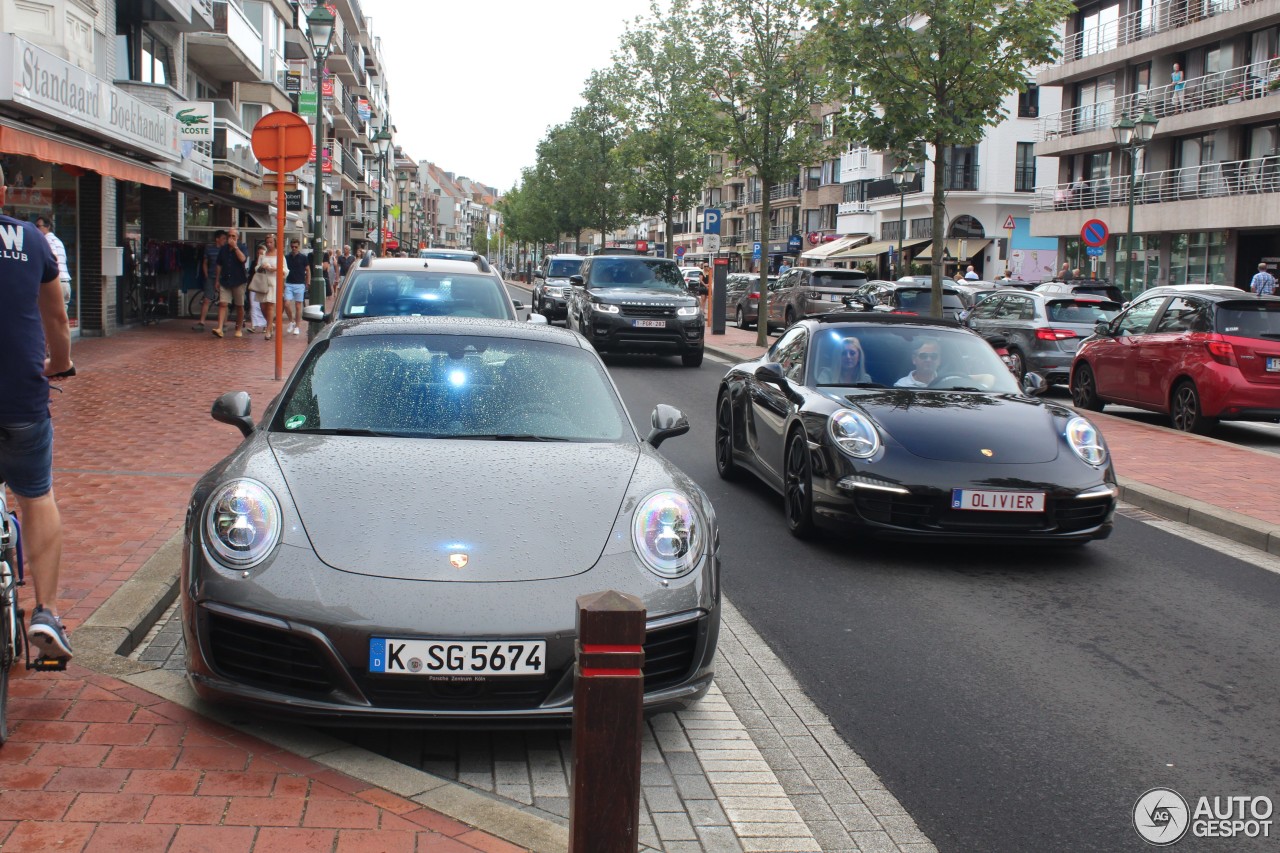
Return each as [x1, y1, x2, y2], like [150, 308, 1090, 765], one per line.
[1071, 363, 1105, 412]
[715, 393, 739, 481]
[783, 429, 817, 539]
[1171, 380, 1217, 435]
[682, 349, 704, 368]
[785, 307, 797, 327]
[1007, 348, 1026, 380]
[736, 307, 751, 330]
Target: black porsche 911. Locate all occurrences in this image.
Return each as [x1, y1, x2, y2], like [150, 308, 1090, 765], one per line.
[715, 314, 1118, 543]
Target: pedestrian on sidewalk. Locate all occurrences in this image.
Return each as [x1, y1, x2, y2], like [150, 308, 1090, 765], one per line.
[34, 215, 72, 309]
[284, 238, 310, 335]
[252, 236, 280, 339]
[245, 242, 267, 334]
[193, 229, 226, 330]
[337, 244, 355, 279]
[1250, 262, 1277, 296]
[0, 165, 75, 661]
[212, 227, 249, 338]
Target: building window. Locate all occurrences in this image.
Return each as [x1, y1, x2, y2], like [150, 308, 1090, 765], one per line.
[842, 181, 866, 203]
[1017, 84, 1039, 118]
[822, 113, 836, 138]
[140, 31, 172, 85]
[709, 154, 723, 172]
[948, 215, 986, 240]
[821, 204, 838, 230]
[881, 220, 903, 241]
[1015, 142, 1036, 192]
[803, 209, 822, 232]
[910, 218, 933, 239]
[806, 166, 822, 191]
[942, 145, 980, 191]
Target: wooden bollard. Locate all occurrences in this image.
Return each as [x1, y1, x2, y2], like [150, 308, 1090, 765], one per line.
[568, 590, 646, 853]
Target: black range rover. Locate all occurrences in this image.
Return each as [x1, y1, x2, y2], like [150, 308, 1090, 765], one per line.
[567, 254, 705, 366]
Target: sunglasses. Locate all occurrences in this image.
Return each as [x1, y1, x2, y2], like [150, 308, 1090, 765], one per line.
[916, 352, 940, 360]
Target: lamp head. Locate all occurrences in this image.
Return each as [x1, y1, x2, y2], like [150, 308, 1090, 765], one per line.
[1112, 115, 1136, 147]
[891, 164, 906, 187]
[375, 129, 393, 158]
[307, 5, 335, 52]
[1136, 110, 1159, 144]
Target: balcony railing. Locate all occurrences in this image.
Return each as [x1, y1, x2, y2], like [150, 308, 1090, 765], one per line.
[768, 225, 795, 240]
[212, 1, 263, 73]
[1039, 61, 1280, 141]
[841, 147, 870, 174]
[746, 228, 761, 242]
[1015, 165, 1037, 192]
[943, 164, 980, 191]
[212, 118, 262, 178]
[341, 147, 363, 184]
[1058, 0, 1249, 66]
[1031, 154, 1280, 212]
[769, 181, 800, 201]
[746, 190, 762, 204]
[838, 200, 870, 215]
[343, 31, 367, 87]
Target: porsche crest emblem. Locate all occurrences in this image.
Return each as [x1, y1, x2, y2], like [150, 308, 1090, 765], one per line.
[980, 449, 994, 457]
[449, 553, 469, 569]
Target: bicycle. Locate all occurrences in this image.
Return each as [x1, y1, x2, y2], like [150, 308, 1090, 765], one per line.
[0, 365, 76, 745]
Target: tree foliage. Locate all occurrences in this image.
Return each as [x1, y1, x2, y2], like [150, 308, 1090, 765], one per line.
[701, 0, 828, 346]
[806, 0, 1072, 315]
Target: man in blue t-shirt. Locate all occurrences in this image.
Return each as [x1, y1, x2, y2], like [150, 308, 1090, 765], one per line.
[0, 165, 75, 661]
[193, 229, 226, 331]
[212, 226, 249, 338]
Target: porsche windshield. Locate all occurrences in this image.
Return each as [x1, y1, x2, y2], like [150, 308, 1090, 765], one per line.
[812, 326, 1022, 393]
[589, 258, 685, 290]
[339, 271, 514, 320]
[276, 335, 633, 441]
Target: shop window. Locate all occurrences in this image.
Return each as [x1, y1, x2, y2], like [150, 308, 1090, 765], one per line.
[910, 218, 933, 239]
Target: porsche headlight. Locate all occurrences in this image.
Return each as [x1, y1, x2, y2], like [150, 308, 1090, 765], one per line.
[828, 410, 880, 459]
[592, 301, 620, 314]
[632, 490, 704, 578]
[676, 306, 701, 317]
[204, 479, 281, 568]
[1065, 416, 1108, 466]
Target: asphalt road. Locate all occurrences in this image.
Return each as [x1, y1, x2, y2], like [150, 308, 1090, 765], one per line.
[599, 348, 1280, 853]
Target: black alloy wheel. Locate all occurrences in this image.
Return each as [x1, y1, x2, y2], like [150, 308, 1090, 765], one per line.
[783, 430, 817, 539]
[715, 394, 739, 480]
[1171, 380, 1216, 434]
[1071, 363, 1104, 411]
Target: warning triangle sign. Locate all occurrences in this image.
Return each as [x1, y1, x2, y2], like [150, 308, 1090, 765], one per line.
[1003, 214, 1017, 230]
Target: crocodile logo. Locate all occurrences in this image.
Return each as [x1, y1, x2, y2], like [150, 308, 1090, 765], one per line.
[176, 108, 210, 128]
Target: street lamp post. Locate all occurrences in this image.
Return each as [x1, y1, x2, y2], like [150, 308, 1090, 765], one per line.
[891, 163, 917, 280]
[306, 5, 334, 330]
[374, 127, 392, 255]
[396, 171, 408, 250]
[1112, 110, 1158, 299]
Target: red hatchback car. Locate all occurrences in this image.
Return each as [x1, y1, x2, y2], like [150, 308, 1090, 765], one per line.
[1070, 288, 1280, 433]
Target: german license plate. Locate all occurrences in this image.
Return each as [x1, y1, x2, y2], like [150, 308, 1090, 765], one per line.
[369, 638, 545, 676]
[633, 319, 666, 328]
[951, 489, 1045, 512]
[1267, 357, 1280, 372]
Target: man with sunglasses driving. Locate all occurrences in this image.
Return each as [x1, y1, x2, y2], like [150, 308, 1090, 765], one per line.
[895, 339, 942, 388]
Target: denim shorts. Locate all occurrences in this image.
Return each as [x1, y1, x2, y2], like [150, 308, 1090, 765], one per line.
[0, 418, 54, 498]
[285, 283, 307, 303]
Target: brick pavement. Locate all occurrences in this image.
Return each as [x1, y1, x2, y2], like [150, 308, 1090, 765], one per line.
[1, 321, 525, 852]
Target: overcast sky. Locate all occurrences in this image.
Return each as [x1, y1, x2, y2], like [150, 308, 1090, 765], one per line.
[363, 0, 658, 192]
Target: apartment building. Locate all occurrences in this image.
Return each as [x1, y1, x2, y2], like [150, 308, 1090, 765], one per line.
[1031, 0, 1280, 294]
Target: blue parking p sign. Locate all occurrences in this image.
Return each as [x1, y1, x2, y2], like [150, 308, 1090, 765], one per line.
[703, 208, 722, 235]
[752, 242, 762, 261]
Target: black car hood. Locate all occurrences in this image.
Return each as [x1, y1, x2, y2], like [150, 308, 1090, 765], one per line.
[270, 435, 639, 581]
[847, 391, 1061, 463]
[591, 287, 697, 307]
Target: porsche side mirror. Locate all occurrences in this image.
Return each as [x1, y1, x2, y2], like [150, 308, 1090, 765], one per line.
[568, 274, 585, 287]
[646, 403, 690, 448]
[527, 312, 548, 325]
[301, 305, 326, 323]
[1021, 373, 1047, 396]
[211, 391, 255, 438]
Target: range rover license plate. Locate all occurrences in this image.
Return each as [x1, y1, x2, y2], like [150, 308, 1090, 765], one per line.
[369, 639, 546, 676]
[951, 489, 1045, 512]
[634, 319, 666, 328]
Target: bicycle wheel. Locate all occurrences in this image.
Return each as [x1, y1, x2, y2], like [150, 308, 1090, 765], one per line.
[186, 289, 204, 318]
[0, 537, 16, 745]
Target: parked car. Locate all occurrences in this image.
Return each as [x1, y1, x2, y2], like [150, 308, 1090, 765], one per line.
[566, 254, 705, 366]
[845, 280, 967, 322]
[1071, 289, 1280, 434]
[765, 267, 870, 329]
[724, 273, 778, 329]
[305, 256, 535, 326]
[1034, 280, 1124, 304]
[964, 291, 1122, 384]
[714, 313, 1116, 543]
[1118, 283, 1241, 309]
[186, 317, 719, 723]
[682, 266, 708, 295]
[531, 254, 584, 322]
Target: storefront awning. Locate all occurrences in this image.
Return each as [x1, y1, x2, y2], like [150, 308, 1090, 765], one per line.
[175, 179, 269, 215]
[0, 123, 171, 190]
[800, 234, 869, 261]
[915, 239, 992, 262]
[829, 237, 930, 260]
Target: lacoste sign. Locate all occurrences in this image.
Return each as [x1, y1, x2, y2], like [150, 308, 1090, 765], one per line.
[174, 102, 214, 141]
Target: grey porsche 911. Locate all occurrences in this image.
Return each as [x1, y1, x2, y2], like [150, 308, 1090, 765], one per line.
[182, 317, 719, 724]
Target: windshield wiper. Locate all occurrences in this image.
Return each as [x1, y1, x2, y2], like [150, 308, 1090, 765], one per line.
[285, 428, 421, 438]
[932, 386, 984, 392]
[820, 381, 888, 388]
[457, 434, 572, 442]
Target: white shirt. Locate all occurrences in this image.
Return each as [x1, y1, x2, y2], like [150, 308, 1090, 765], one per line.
[895, 372, 932, 388]
[44, 230, 70, 282]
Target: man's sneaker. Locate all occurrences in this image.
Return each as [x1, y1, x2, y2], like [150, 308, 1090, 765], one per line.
[291, 325, 300, 335]
[27, 606, 72, 661]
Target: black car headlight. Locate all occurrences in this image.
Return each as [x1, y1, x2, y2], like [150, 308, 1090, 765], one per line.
[1065, 417, 1108, 466]
[204, 479, 282, 568]
[631, 490, 704, 578]
[829, 410, 880, 459]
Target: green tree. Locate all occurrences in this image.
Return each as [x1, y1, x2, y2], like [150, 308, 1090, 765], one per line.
[701, 0, 828, 346]
[534, 122, 595, 253]
[604, 0, 718, 261]
[570, 74, 633, 249]
[806, 0, 1071, 316]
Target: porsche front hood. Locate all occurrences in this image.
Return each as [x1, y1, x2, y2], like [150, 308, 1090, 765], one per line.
[270, 435, 639, 582]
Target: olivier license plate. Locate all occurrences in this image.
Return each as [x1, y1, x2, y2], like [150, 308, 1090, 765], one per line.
[369, 638, 545, 676]
[1267, 357, 1280, 372]
[951, 489, 1045, 512]
[633, 319, 667, 328]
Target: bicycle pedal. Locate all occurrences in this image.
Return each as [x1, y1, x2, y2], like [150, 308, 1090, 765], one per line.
[27, 656, 68, 672]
